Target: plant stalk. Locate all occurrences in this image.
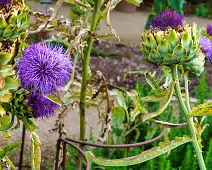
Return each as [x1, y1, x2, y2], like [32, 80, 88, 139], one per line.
[184, 73, 192, 112]
[171, 65, 206, 170]
[78, 0, 102, 169]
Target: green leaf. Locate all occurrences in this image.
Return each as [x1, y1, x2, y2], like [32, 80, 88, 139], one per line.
[145, 73, 164, 96]
[173, 44, 187, 60]
[0, 104, 6, 117]
[3, 132, 12, 141]
[21, 118, 40, 131]
[168, 30, 179, 49]
[0, 142, 22, 160]
[0, 92, 12, 103]
[0, 52, 13, 65]
[112, 107, 125, 127]
[0, 65, 14, 77]
[158, 40, 171, 54]
[189, 102, 212, 117]
[0, 89, 10, 97]
[0, 16, 7, 29]
[125, 0, 143, 7]
[142, 82, 175, 121]
[45, 94, 62, 106]
[4, 77, 20, 90]
[0, 115, 10, 128]
[0, 113, 14, 131]
[85, 136, 191, 166]
[31, 132, 41, 170]
[126, 90, 148, 122]
[65, 0, 92, 10]
[181, 32, 192, 48]
[146, 34, 157, 50]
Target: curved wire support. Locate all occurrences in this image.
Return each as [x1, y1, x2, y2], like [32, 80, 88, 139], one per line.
[55, 138, 91, 170]
[55, 128, 166, 170]
[66, 128, 166, 148]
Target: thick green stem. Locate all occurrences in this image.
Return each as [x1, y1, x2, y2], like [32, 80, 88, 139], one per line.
[78, 0, 102, 169]
[171, 65, 206, 170]
[184, 73, 192, 112]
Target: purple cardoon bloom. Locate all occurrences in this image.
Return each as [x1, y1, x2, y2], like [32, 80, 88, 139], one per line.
[0, 0, 12, 7]
[150, 10, 185, 31]
[200, 37, 212, 60]
[207, 25, 212, 36]
[27, 93, 60, 119]
[17, 42, 73, 94]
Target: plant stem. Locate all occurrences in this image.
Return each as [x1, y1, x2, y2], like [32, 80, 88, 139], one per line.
[78, 0, 102, 169]
[171, 65, 206, 170]
[184, 73, 192, 112]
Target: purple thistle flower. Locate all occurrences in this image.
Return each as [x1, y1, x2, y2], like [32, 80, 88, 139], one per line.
[150, 10, 185, 31]
[0, 0, 12, 7]
[207, 25, 212, 36]
[27, 93, 60, 119]
[200, 37, 212, 60]
[17, 42, 73, 94]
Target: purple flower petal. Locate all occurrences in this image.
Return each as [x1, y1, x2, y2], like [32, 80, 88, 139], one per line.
[27, 93, 60, 119]
[17, 42, 73, 94]
[0, 0, 12, 7]
[207, 25, 212, 36]
[200, 37, 212, 60]
[150, 10, 185, 31]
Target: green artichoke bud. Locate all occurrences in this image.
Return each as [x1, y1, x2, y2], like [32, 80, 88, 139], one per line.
[141, 23, 201, 66]
[0, 0, 30, 41]
[2, 88, 33, 119]
[183, 51, 205, 77]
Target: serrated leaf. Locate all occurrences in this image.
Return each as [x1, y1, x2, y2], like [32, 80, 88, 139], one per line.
[142, 82, 175, 121]
[125, 0, 143, 7]
[21, 118, 39, 131]
[4, 77, 20, 90]
[126, 90, 148, 122]
[0, 142, 21, 160]
[141, 95, 166, 102]
[31, 132, 41, 170]
[44, 94, 62, 106]
[189, 102, 212, 117]
[85, 136, 191, 166]
[145, 73, 164, 96]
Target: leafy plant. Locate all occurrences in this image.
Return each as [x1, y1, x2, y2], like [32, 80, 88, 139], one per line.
[195, 4, 212, 19]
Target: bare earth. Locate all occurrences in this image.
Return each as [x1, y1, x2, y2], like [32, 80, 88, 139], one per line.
[1, 1, 212, 169]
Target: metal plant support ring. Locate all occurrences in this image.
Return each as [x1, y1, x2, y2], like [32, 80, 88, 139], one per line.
[55, 128, 167, 169]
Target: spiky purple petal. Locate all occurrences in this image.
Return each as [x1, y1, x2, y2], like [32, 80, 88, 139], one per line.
[0, 0, 12, 7]
[200, 37, 212, 60]
[150, 10, 185, 31]
[207, 25, 212, 36]
[27, 93, 60, 119]
[17, 42, 73, 94]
